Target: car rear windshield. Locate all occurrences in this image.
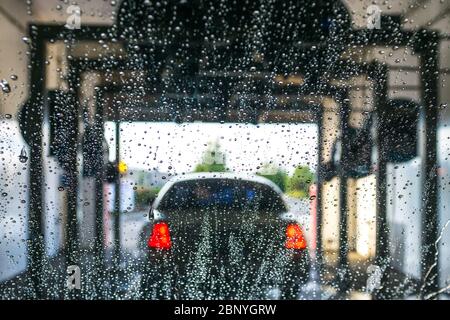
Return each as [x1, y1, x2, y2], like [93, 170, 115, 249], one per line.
[157, 178, 288, 214]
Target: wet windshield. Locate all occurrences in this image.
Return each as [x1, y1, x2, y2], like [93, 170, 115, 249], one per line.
[0, 0, 449, 303]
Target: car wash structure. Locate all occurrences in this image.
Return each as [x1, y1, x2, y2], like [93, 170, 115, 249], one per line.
[17, 0, 447, 299]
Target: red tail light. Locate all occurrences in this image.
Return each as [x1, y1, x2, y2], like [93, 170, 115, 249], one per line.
[285, 223, 307, 250]
[148, 222, 172, 250]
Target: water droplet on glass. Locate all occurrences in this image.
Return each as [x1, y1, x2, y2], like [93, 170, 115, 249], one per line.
[0, 79, 11, 93]
[19, 147, 28, 163]
[22, 36, 30, 44]
[10, 74, 18, 81]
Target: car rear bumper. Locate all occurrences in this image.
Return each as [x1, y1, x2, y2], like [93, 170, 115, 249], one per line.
[140, 248, 310, 299]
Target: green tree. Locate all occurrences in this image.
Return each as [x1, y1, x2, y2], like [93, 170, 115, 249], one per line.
[256, 163, 288, 192]
[286, 165, 315, 198]
[135, 186, 160, 209]
[194, 141, 228, 173]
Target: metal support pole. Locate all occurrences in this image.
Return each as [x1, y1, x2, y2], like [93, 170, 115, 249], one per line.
[372, 63, 390, 300]
[25, 25, 46, 298]
[373, 63, 390, 264]
[418, 32, 440, 298]
[114, 119, 121, 268]
[315, 105, 324, 275]
[63, 67, 81, 300]
[337, 89, 350, 293]
[94, 97, 105, 295]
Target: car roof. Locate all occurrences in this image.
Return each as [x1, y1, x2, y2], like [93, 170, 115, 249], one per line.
[164, 172, 282, 191]
[152, 172, 285, 209]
